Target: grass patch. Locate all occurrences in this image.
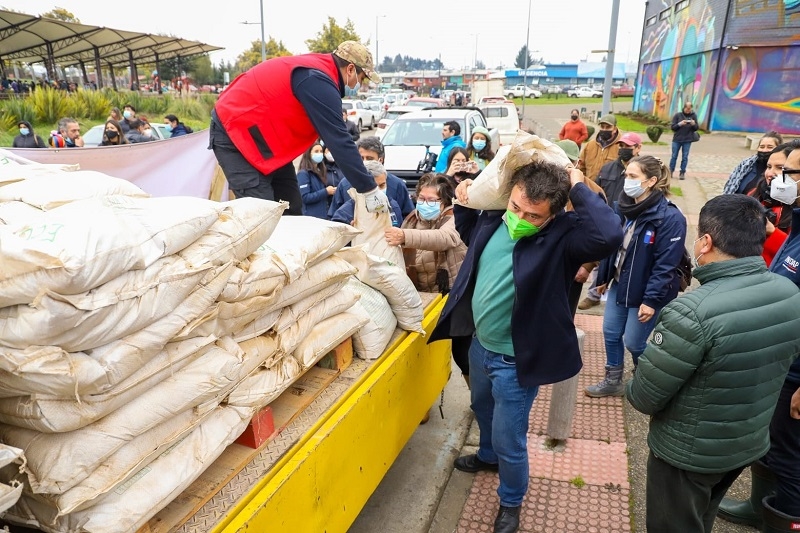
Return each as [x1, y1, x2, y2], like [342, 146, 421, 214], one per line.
[643, 141, 668, 146]
[569, 476, 586, 488]
[507, 96, 633, 106]
[670, 186, 684, 197]
[614, 115, 650, 133]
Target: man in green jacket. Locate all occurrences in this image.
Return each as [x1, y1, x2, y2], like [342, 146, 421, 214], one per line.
[627, 194, 800, 533]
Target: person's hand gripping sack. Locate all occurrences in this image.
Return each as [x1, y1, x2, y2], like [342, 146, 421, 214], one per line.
[364, 187, 390, 214]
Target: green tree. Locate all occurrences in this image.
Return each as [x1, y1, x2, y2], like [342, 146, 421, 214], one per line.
[190, 55, 215, 85]
[514, 45, 534, 69]
[235, 38, 292, 73]
[305, 17, 365, 53]
[40, 7, 79, 22]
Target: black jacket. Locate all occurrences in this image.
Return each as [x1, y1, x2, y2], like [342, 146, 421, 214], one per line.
[12, 121, 45, 148]
[596, 159, 627, 210]
[345, 119, 360, 142]
[429, 183, 623, 387]
[670, 111, 699, 143]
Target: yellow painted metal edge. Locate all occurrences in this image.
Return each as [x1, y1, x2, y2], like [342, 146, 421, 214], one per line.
[213, 296, 449, 533]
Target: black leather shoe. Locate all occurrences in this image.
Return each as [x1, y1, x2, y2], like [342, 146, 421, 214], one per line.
[494, 505, 521, 533]
[453, 454, 499, 473]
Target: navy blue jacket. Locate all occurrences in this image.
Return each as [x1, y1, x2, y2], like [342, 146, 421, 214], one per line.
[327, 173, 414, 219]
[429, 183, 624, 387]
[170, 123, 191, 137]
[297, 169, 330, 219]
[597, 195, 687, 309]
[770, 207, 800, 384]
[325, 162, 345, 189]
[331, 198, 403, 227]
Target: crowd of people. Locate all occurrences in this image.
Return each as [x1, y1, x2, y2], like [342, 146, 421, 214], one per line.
[10, 103, 193, 149]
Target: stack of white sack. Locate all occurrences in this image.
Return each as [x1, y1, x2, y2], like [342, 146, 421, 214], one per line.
[0, 444, 24, 515]
[0, 169, 291, 532]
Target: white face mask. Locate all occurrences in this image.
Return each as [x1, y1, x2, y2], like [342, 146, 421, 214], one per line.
[769, 173, 799, 205]
[692, 236, 705, 269]
[623, 178, 648, 199]
[325, 152, 335, 163]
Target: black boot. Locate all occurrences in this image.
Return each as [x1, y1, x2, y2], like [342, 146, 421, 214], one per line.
[718, 460, 776, 528]
[761, 495, 800, 533]
[493, 505, 520, 533]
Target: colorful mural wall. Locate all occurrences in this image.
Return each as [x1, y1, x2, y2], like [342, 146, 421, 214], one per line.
[634, 0, 800, 133]
[711, 46, 800, 133]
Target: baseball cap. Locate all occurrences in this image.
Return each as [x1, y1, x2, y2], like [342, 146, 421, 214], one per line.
[334, 41, 381, 83]
[618, 132, 642, 146]
[598, 114, 617, 127]
[555, 140, 580, 163]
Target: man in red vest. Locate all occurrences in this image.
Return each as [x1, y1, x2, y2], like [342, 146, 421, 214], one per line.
[210, 41, 388, 215]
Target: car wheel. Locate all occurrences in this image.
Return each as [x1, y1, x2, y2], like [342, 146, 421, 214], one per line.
[506, 93, 514, 99]
[358, 119, 363, 131]
[369, 117, 374, 130]
[570, 94, 577, 98]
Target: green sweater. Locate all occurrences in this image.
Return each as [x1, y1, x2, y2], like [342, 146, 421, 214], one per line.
[627, 257, 800, 473]
[472, 224, 516, 356]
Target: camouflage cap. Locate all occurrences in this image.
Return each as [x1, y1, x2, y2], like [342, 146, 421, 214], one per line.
[334, 41, 381, 83]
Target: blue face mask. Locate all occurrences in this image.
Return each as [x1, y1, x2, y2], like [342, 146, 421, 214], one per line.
[344, 67, 361, 97]
[19, 127, 29, 136]
[416, 201, 441, 220]
[165, 124, 173, 133]
[472, 139, 486, 151]
[311, 152, 324, 164]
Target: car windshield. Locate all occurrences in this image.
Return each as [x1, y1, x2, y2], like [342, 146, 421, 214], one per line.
[384, 110, 410, 120]
[404, 100, 437, 108]
[382, 118, 466, 146]
[341, 102, 354, 109]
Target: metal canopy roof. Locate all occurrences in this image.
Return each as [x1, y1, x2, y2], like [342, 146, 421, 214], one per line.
[0, 9, 222, 67]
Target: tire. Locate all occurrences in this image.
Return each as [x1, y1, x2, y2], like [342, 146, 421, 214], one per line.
[358, 119, 363, 131]
[570, 94, 577, 98]
[506, 93, 515, 99]
[369, 117, 375, 130]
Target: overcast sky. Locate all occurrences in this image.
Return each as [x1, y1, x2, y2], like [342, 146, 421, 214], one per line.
[4, 1, 647, 70]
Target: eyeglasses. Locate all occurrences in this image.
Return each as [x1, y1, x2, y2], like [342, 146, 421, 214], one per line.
[782, 168, 800, 181]
[417, 198, 441, 206]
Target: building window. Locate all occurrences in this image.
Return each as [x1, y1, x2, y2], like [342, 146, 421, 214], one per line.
[659, 8, 671, 20]
[570, 78, 578, 84]
[675, 0, 689, 12]
[646, 16, 657, 26]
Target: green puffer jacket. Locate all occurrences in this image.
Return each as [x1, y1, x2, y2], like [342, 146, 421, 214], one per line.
[627, 256, 800, 474]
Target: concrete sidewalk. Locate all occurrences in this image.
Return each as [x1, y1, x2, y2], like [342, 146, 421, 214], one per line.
[349, 104, 762, 533]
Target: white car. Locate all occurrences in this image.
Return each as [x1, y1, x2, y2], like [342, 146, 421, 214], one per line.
[568, 86, 603, 98]
[82, 122, 171, 146]
[341, 99, 379, 131]
[505, 85, 542, 99]
[375, 105, 418, 139]
[476, 102, 521, 147]
[381, 108, 499, 192]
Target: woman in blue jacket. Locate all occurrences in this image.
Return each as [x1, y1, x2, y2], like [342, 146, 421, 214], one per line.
[586, 155, 687, 398]
[297, 141, 335, 219]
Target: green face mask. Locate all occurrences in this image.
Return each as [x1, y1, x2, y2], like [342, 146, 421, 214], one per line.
[505, 209, 546, 240]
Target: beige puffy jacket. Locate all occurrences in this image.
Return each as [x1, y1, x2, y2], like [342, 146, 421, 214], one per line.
[401, 206, 467, 293]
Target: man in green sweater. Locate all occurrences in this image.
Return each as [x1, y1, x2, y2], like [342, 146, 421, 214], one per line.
[627, 194, 800, 533]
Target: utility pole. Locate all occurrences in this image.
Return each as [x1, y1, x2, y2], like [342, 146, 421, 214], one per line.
[601, 0, 620, 116]
[259, 0, 266, 62]
[521, 0, 532, 124]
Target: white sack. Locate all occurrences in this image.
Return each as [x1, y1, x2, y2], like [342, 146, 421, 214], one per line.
[0, 336, 269, 494]
[0, 258, 211, 352]
[344, 278, 398, 360]
[226, 356, 301, 409]
[349, 188, 405, 266]
[336, 246, 424, 333]
[0, 201, 42, 225]
[275, 289, 361, 355]
[0, 444, 24, 514]
[0, 170, 148, 210]
[3, 405, 253, 533]
[178, 198, 287, 268]
[0, 336, 214, 399]
[0, 195, 223, 307]
[460, 130, 571, 211]
[292, 312, 369, 369]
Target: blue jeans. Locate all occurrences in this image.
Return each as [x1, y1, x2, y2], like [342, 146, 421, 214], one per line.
[602, 284, 660, 367]
[469, 338, 539, 507]
[670, 141, 692, 174]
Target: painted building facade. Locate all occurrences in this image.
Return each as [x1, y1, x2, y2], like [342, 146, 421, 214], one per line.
[635, 0, 800, 134]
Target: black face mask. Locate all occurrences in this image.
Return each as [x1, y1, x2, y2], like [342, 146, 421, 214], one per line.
[105, 130, 118, 140]
[571, 115, 579, 121]
[597, 130, 613, 143]
[756, 151, 771, 163]
[618, 148, 634, 162]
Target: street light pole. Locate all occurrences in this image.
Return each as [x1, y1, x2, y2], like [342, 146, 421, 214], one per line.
[259, 0, 266, 62]
[375, 15, 386, 73]
[521, 0, 532, 124]
[601, 0, 620, 116]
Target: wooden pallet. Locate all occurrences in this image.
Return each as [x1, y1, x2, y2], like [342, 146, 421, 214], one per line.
[138, 338, 354, 533]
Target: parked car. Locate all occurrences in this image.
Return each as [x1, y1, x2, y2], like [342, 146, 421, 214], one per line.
[404, 97, 447, 108]
[505, 85, 542, 99]
[375, 105, 418, 139]
[82, 123, 171, 146]
[341, 99, 380, 131]
[611, 85, 636, 97]
[568, 86, 603, 98]
[381, 108, 499, 192]
[476, 101, 522, 146]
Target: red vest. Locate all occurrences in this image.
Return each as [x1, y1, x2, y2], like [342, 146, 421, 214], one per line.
[215, 54, 341, 175]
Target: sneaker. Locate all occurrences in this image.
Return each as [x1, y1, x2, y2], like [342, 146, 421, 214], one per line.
[679, 173, 686, 180]
[578, 297, 600, 310]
